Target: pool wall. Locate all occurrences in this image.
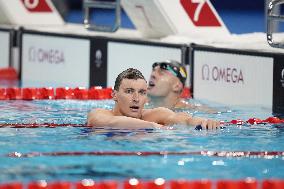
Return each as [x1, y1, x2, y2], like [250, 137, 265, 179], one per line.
[15, 26, 284, 116]
[190, 44, 284, 115]
[0, 27, 13, 68]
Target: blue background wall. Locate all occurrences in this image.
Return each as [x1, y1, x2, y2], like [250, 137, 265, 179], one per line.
[64, 0, 267, 34]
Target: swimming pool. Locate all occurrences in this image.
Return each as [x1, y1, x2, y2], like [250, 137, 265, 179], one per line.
[0, 97, 283, 186]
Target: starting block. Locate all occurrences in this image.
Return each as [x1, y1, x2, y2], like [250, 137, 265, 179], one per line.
[121, 0, 229, 38]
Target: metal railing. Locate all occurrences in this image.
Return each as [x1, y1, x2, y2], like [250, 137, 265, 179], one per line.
[83, 0, 121, 32]
[267, 0, 284, 48]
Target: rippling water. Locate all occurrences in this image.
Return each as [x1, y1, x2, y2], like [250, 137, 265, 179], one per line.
[0, 99, 283, 183]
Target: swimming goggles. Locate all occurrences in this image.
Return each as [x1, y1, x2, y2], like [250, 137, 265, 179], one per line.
[152, 62, 187, 85]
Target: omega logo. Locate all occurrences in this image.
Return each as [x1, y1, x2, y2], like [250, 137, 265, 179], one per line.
[280, 68, 284, 87]
[28, 46, 65, 64]
[202, 64, 244, 84]
[202, 64, 209, 80]
[95, 49, 103, 68]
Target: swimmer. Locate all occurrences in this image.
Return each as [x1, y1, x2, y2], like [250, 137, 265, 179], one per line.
[87, 68, 220, 130]
[148, 60, 217, 112]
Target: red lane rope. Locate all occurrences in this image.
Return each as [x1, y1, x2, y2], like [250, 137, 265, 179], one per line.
[0, 68, 18, 80]
[6, 151, 284, 158]
[0, 178, 283, 189]
[0, 87, 114, 100]
[0, 123, 87, 128]
[0, 87, 192, 100]
[0, 116, 283, 128]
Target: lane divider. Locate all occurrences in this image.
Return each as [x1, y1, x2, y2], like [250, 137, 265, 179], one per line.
[0, 67, 18, 80]
[0, 87, 114, 100]
[6, 150, 284, 158]
[0, 178, 283, 189]
[0, 123, 87, 128]
[0, 87, 191, 100]
[0, 116, 283, 128]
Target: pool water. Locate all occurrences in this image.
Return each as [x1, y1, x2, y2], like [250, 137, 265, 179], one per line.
[0, 99, 283, 183]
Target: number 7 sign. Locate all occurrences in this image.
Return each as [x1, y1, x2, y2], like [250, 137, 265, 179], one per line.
[180, 0, 221, 26]
[121, 0, 229, 38]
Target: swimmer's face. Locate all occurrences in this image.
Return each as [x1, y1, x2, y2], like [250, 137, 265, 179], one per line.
[113, 78, 148, 118]
[148, 65, 179, 97]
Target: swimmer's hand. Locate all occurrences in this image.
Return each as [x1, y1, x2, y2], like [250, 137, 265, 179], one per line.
[174, 112, 220, 130]
[195, 119, 220, 130]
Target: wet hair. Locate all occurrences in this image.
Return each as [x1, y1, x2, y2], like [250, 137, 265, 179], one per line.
[114, 68, 146, 91]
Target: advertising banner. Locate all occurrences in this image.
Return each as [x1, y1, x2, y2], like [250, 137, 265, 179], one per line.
[107, 41, 183, 87]
[273, 56, 284, 115]
[21, 33, 90, 87]
[193, 50, 274, 108]
[0, 30, 10, 68]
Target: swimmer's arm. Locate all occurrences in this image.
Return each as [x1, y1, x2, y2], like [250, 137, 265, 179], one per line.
[151, 107, 220, 130]
[173, 112, 220, 130]
[87, 109, 162, 129]
[144, 107, 190, 125]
